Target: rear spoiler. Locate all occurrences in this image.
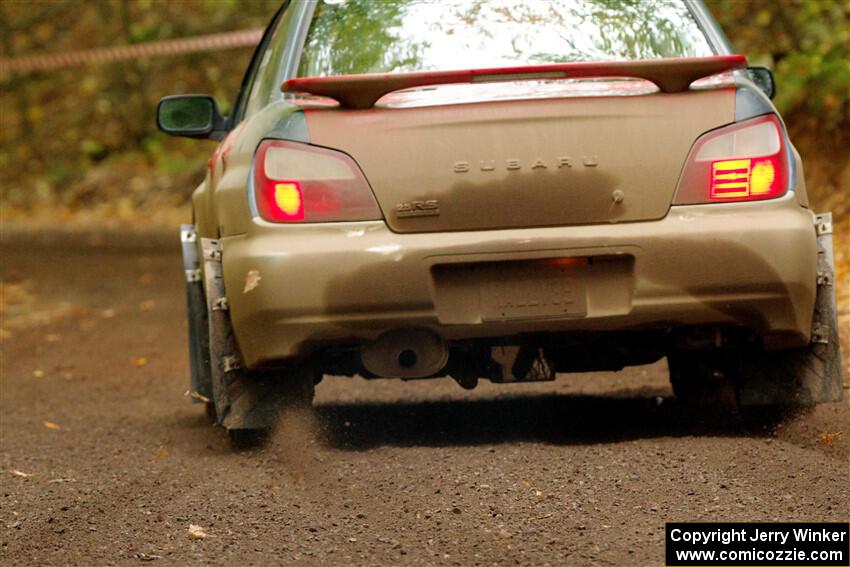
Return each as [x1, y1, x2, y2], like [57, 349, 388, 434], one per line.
[282, 55, 747, 110]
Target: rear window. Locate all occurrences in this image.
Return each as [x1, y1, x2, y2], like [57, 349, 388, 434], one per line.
[298, 0, 714, 77]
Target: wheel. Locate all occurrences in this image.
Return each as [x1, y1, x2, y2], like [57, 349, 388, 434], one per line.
[274, 366, 317, 409]
[669, 340, 843, 418]
[736, 337, 843, 409]
[667, 352, 737, 408]
[224, 366, 317, 448]
[734, 220, 844, 410]
[204, 401, 217, 423]
[228, 427, 269, 449]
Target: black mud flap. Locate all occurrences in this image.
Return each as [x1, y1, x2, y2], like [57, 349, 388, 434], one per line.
[181, 225, 212, 404]
[201, 238, 290, 431]
[737, 213, 844, 406]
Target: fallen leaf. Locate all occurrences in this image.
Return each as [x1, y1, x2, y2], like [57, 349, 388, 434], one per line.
[183, 390, 211, 403]
[10, 469, 31, 478]
[139, 299, 156, 312]
[72, 307, 90, 318]
[129, 357, 148, 367]
[243, 269, 261, 293]
[42, 420, 61, 430]
[187, 524, 207, 540]
[818, 431, 844, 446]
[0, 281, 34, 309]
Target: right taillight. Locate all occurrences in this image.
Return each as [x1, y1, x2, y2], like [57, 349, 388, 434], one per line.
[673, 114, 789, 204]
[253, 139, 382, 223]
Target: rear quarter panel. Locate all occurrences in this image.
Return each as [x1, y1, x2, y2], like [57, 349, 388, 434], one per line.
[193, 101, 306, 238]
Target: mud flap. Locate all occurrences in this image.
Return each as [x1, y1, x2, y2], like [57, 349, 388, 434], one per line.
[201, 238, 290, 431]
[181, 225, 212, 403]
[737, 213, 844, 406]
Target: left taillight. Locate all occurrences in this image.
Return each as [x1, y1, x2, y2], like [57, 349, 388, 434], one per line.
[253, 139, 382, 223]
[673, 114, 789, 205]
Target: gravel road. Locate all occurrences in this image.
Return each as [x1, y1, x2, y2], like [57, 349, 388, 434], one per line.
[1, 243, 847, 566]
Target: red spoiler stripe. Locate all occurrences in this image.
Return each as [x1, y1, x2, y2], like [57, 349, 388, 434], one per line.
[282, 55, 747, 110]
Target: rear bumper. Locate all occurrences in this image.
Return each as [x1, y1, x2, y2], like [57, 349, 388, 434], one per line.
[222, 195, 817, 368]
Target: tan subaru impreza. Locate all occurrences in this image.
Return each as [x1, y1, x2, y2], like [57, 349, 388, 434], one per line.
[158, 0, 843, 442]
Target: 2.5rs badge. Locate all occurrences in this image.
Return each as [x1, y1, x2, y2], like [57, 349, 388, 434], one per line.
[394, 200, 440, 218]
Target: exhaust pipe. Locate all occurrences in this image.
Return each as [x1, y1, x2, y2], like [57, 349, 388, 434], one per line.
[361, 329, 448, 378]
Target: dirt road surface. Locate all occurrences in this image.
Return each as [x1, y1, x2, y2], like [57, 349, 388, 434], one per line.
[1, 242, 847, 566]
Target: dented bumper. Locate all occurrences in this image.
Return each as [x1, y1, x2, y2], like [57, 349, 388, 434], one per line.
[221, 195, 818, 368]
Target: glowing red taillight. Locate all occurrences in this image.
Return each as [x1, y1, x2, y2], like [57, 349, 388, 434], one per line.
[254, 139, 381, 223]
[674, 114, 789, 204]
[264, 181, 304, 221]
[709, 154, 784, 200]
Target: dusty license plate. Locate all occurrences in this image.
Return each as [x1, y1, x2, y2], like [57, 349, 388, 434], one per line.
[479, 261, 587, 321]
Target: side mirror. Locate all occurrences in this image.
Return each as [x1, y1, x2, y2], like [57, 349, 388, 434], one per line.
[156, 95, 226, 140]
[745, 67, 775, 100]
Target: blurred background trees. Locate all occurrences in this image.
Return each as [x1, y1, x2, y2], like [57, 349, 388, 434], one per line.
[0, 0, 278, 224]
[707, 0, 849, 220]
[0, 0, 847, 224]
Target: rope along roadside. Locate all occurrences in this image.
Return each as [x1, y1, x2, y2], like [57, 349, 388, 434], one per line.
[0, 28, 263, 76]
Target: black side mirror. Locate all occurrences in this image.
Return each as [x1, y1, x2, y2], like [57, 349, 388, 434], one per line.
[745, 67, 775, 100]
[156, 95, 226, 140]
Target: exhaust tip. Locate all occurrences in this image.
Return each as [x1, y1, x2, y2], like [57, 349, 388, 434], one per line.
[397, 349, 418, 369]
[361, 329, 447, 378]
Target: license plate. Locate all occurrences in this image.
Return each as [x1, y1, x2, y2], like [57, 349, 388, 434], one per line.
[479, 262, 587, 321]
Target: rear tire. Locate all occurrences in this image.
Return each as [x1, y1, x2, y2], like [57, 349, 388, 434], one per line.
[736, 340, 843, 408]
[228, 427, 269, 449]
[668, 339, 843, 419]
[204, 401, 217, 423]
[225, 366, 317, 449]
[670, 212, 844, 414]
[667, 352, 737, 409]
[276, 366, 317, 408]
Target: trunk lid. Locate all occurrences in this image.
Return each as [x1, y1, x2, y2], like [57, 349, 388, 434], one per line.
[302, 85, 735, 233]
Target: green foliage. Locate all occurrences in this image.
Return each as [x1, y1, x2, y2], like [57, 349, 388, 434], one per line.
[299, 0, 425, 76]
[299, 0, 711, 75]
[583, 0, 712, 59]
[0, 0, 279, 208]
[706, 0, 850, 142]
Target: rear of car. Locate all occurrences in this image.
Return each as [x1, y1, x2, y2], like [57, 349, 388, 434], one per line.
[161, 0, 843, 439]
